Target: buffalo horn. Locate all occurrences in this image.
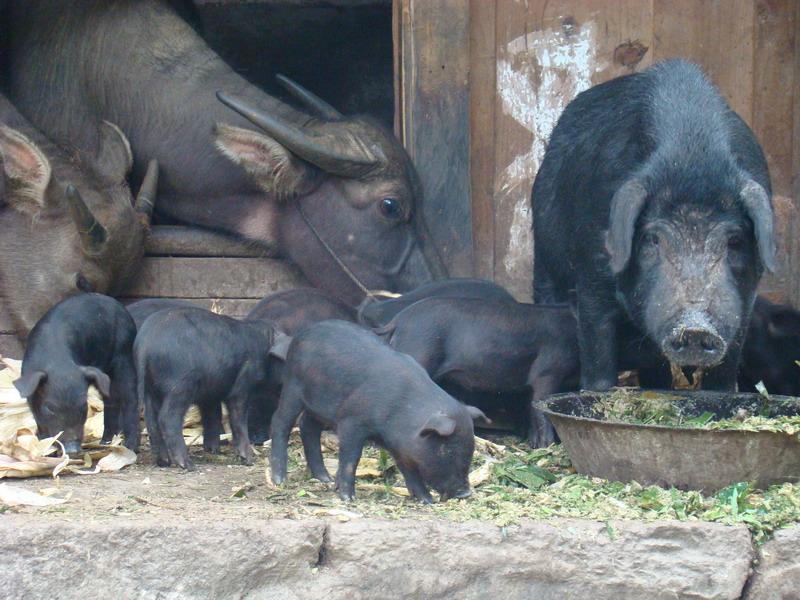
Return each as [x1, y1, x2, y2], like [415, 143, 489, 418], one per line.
[276, 74, 343, 121]
[66, 185, 107, 254]
[216, 91, 385, 177]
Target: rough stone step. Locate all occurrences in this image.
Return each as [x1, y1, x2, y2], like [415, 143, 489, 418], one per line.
[0, 515, 757, 600]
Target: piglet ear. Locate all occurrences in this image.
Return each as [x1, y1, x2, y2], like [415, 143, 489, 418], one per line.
[605, 179, 649, 274]
[268, 330, 293, 361]
[214, 123, 317, 200]
[740, 180, 777, 273]
[465, 405, 492, 425]
[420, 413, 456, 437]
[79, 366, 111, 398]
[13, 370, 47, 399]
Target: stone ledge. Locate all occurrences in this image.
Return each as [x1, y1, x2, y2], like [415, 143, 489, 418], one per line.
[745, 525, 800, 599]
[0, 515, 756, 600]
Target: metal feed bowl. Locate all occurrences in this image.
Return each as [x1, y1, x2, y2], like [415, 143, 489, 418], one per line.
[537, 391, 800, 492]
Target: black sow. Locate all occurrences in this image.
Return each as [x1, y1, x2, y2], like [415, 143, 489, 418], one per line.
[532, 59, 775, 391]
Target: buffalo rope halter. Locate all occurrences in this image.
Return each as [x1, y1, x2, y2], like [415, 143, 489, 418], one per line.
[296, 202, 410, 301]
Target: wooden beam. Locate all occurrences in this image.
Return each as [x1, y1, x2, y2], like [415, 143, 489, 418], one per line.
[122, 257, 307, 298]
[397, 0, 473, 277]
[145, 226, 279, 258]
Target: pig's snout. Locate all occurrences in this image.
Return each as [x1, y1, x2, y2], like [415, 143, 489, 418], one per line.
[662, 314, 726, 367]
[440, 487, 472, 501]
[62, 440, 82, 455]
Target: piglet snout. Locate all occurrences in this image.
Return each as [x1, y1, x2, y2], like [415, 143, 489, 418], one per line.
[441, 487, 472, 501]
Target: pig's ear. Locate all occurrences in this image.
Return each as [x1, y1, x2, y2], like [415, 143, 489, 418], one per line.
[94, 121, 133, 184]
[465, 405, 492, 425]
[767, 306, 800, 339]
[268, 330, 293, 361]
[605, 180, 649, 274]
[79, 366, 111, 398]
[740, 180, 777, 273]
[420, 413, 457, 437]
[0, 125, 52, 209]
[13, 370, 47, 399]
[214, 123, 318, 200]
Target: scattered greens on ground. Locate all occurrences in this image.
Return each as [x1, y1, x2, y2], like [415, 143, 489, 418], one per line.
[594, 388, 800, 435]
[271, 432, 800, 543]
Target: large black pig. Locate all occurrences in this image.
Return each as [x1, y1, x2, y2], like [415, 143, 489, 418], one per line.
[532, 59, 775, 391]
[135, 308, 280, 469]
[357, 278, 516, 327]
[13, 293, 139, 453]
[738, 296, 800, 396]
[270, 320, 488, 503]
[377, 298, 579, 447]
[246, 287, 357, 442]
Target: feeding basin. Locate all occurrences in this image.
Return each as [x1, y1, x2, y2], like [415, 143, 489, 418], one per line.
[537, 390, 800, 492]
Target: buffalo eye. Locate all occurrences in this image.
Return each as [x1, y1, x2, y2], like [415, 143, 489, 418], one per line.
[379, 197, 403, 221]
[76, 273, 94, 292]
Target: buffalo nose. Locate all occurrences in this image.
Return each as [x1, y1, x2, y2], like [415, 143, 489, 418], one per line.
[666, 328, 725, 366]
[63, 440, 82, 456]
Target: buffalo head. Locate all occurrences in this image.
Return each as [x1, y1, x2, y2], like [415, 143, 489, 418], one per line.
[214, 78, 446, 306]
[0, 116, 157, 335]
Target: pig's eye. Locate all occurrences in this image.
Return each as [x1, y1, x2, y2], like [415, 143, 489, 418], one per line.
[727, 234, 745, 251]
[643, 232, 660, 247]
[75, 274, 94, 293]
[379, 197, 403, 221]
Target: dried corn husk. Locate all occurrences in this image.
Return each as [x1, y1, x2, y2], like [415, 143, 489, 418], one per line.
[0, 483, 70, 506]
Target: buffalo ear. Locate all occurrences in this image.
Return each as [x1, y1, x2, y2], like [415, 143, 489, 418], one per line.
[420, 413, 457, 438]
[94, 121, 133, 184]
[740, 180, 777, 273]
[767, 306, 800, 339]
[79, 366, 111, 398]
[0, 125, 52, 210]
[13, 370, 47, 399]
[605, 180, 649, 274]
[465, 405, 492, 425]
[214, 123, 317, 200]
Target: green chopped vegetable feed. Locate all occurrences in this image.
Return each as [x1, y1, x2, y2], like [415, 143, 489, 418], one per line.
[273, 433, 800, 544]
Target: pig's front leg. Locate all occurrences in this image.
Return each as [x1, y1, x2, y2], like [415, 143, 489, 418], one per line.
[576, 288, 619, 391]
[226, 394, 254, 465]
[334, 420, 367, 501]
[200, 402, 222, 454]
[269, 380, 305, 485]
[299, 413, 333, 483]
[396, 462, 433, 504]
[110, 354, 140, 453]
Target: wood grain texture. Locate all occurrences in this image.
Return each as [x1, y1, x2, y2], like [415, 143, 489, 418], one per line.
[121, 257, 306, 298]
[398, 0, 473, 277]
[493, 0, 653, 300]
[652, 0, 755, 123]
[469, 0, 497, 280]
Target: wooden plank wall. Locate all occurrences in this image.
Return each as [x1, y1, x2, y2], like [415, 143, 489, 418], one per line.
[0, 226, 306, 359]
[397, 0, 473, 277]
[470, 0, 799, 303]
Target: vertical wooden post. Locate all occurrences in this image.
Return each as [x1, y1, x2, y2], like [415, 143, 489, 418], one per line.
[395, 0, 473, 278]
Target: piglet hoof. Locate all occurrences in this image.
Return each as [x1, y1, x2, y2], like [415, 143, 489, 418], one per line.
[203, 444, 221, 455]
[317, 473, 334, 484]
[271, 471, 285, 486]
[527, 426, 557, 449]
[338, 490, 356, 502]
[156, 457, 171, 468]
[175, 457, 195, 471]
[237, 454, 254, 466]
[100, 435, 115, 445]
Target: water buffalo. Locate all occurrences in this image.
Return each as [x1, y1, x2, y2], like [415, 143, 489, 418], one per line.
[0, 94, 157, 336]
[532, 60, 774, 391]
[6, 0, 445, 306]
